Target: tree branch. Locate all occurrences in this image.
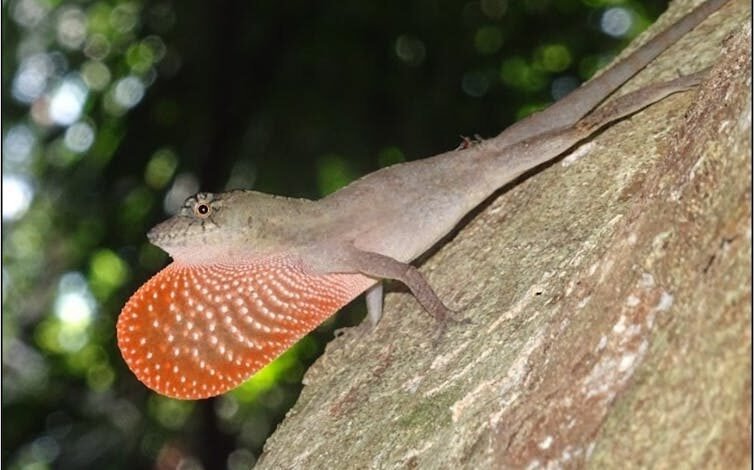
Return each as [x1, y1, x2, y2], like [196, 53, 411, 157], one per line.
[257, 1, 751, 468]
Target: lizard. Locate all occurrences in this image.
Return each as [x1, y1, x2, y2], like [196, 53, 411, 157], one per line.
[117, 0, 730, 399]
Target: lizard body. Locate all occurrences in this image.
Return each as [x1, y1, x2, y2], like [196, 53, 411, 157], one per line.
[118, 0, 730, 399]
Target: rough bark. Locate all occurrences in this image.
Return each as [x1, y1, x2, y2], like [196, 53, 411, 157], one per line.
[257, 1, 751, 468]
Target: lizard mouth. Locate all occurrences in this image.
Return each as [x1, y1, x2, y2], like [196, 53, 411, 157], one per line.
[146, 215, 203, 251]
[146, 214, 230, 263]
[146, 217, 178, 247]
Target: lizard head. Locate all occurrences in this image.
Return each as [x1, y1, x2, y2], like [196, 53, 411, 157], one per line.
[147, 192, 235, 260]
[147, 190, 316, 265]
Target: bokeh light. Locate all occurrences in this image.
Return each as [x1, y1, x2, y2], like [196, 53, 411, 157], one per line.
[81, 61, 112, 91]
[56, 7, 88, 50]
[113, 76, 145, 109]
[2, 174, 35, 221]
[64, 121, 96, 153]
[48, 75, 89, 126]
[12, 53, 55, 103]
[462, 70, 492, 97]
[53, 272, 97, 352]
[3, 124, 36, 165]
[601, 7, 634, 38]
[475, 26, 505, 55]
[394, 35, 426, 66]
[163, 173, 199, 214]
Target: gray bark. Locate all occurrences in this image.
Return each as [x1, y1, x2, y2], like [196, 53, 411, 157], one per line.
[257, 1, 751, 468]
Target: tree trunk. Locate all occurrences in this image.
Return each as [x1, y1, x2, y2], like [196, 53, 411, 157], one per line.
[257, 1, 751, 468]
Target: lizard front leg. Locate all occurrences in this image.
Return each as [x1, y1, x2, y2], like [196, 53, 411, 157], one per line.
[339, 247, 455, 323]
[365, 282, 385, 326]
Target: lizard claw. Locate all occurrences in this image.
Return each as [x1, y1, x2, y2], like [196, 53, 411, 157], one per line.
[455, 134, 485, 151]
[335, 319, 377, 340]
[430, 307, 472, 345]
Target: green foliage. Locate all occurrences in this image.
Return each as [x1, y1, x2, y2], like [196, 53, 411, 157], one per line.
[2, 0, 668, 468]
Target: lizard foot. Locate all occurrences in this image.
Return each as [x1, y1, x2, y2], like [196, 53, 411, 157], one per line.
[430, 307, 472, 346]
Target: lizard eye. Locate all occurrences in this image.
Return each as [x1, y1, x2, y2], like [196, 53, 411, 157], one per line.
[183, 192, 216, 219]
[194, 202, 211, 218]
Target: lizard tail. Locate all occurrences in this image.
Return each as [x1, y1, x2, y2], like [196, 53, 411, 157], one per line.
[494, 0, 730, 145]
[574, 69, 709, 135]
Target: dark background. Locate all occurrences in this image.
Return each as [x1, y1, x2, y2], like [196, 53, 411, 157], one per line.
[3, 0, 668, 468]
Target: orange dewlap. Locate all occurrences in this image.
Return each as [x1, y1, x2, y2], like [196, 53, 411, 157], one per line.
[117, 258, 374, 399]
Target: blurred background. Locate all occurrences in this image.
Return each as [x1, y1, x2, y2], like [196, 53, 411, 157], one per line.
[3, 0, 669, 468]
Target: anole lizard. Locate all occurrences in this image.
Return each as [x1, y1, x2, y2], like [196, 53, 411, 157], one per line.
[117, 0, 730, 399]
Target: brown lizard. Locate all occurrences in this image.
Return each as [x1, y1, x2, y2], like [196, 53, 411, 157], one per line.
[117, 0, 730, 399]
